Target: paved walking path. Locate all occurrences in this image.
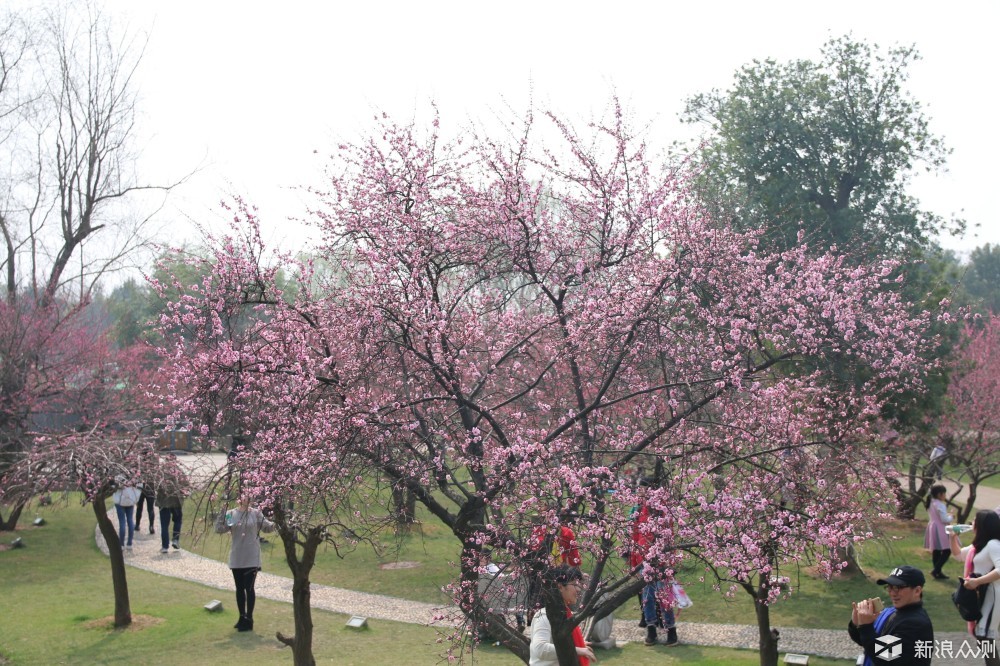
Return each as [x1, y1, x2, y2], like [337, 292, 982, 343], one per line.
[104, 451, 998, 663]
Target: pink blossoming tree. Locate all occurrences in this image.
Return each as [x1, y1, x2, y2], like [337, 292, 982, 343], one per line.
[150, 230, 394, 666]
[941, 316, 1000, 522]
[0, 343, 166, 628]
[157, 104, 930, 666]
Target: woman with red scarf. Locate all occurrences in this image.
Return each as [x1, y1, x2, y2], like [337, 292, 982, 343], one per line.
[529, 565, 596, 665]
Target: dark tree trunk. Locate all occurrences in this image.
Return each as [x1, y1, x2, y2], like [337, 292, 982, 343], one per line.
[458, 539, 530, 662]
[754, 590, 779, 666]
[391, 484, 416, 525]
[0, 500, 26, 531]
[275, 515, 321, 666]
[959, 482, 979, 524]
[891, 475, 925, 520]
[94, 497, 132, 627]
[480, 605, 530, 662]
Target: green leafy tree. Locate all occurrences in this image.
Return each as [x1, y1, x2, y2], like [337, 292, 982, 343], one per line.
[101, 278, 156, 348]
[682, 35, 957, 259]
[964, 243, 1000, 314]
[682, 35, 964, 517]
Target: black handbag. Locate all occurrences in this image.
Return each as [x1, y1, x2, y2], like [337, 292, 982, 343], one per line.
[953, 575, 984, 622]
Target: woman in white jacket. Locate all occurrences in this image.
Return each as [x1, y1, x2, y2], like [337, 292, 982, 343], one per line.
[112, 475, 141, 551]
[529, 565, 596, 666]
[951, 509, 1000, 666]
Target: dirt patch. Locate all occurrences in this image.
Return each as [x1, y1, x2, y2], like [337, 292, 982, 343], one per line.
[81, 614, 165, 632]
[379, 561, 421, 570]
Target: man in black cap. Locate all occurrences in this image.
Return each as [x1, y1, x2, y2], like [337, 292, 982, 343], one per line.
[848, 565, 933, 665]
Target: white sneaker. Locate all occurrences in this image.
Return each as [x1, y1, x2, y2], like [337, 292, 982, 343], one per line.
[160, 547, 169, 553]
[125, 545, 133, 552]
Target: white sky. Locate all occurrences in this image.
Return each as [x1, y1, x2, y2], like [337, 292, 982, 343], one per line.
[106, 0, 997, 257]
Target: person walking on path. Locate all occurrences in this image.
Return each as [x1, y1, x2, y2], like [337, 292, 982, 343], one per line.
[156, 470, 187, 553]
[112, 476, 141, 552]
[847, 565, 933, 666]
[925, 484, 955, 579]
[951, 509, 1000, 665]
[135, 480, 156, 535]
[215, 496, 275, 632]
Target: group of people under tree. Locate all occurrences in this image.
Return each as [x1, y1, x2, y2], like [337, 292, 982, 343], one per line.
[112, 459, 275, 636]
[510, 482, 686, 664]
[110, 464, 187, 554]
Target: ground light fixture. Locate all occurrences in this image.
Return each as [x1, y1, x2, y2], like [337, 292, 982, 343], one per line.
[345, 616, 369, 629]
[204, 600, 223, 612]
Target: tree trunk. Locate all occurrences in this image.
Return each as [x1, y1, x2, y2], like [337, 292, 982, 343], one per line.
[94, 497, 132, 627]
[959, 482, 979, 525]
[837, 543, 863, 574]
[890, 476, 923, 520]
[276, 517, 320, 666]
[754, 593, 779, 666]
[289, 562, 316, 666]
[459, 540, 531, 662]
[391, 484, 416, 525]
[481, 610, 529, 663]
[0, 500, 26, 532]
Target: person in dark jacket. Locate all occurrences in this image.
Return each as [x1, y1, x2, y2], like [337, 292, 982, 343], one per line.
[156, 464, 188, 553]
[135, 480, 156, 534]
[848, 565, 933, 666]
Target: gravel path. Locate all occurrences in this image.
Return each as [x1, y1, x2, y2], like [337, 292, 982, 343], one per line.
[108, 451, 993, 663]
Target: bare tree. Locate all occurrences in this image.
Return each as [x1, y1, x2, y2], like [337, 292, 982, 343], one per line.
[0, 3, 177, 531]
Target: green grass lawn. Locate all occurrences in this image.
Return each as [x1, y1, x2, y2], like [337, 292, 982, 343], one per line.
[676, 518, 967, 633]
[0, 500, 855, 665]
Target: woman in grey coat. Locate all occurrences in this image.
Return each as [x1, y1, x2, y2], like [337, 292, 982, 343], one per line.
[215, 497, 275, 632]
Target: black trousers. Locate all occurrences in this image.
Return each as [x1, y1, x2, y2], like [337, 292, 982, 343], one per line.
[931, 548, 951, 575]
[135, 492, 155, 529]
[232, 567, 260, 619]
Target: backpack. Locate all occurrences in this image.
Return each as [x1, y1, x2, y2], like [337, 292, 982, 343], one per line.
[953, 575, 984, 622]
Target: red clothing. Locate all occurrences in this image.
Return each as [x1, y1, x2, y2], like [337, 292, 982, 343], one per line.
[557, 525, 582, 566]
[569, 609, 590, 666]
[629, 504, 651, 568]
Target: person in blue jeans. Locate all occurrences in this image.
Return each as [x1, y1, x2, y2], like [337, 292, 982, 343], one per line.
[641, 581, 678, 646]
[156, 484, 183, 553]
[630, 497, 680, 647]
[112, 477, 140, 551]
[155, 461, 189, 553]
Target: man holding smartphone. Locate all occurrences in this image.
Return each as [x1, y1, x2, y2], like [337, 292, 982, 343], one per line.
[847, 565, 933, 666]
